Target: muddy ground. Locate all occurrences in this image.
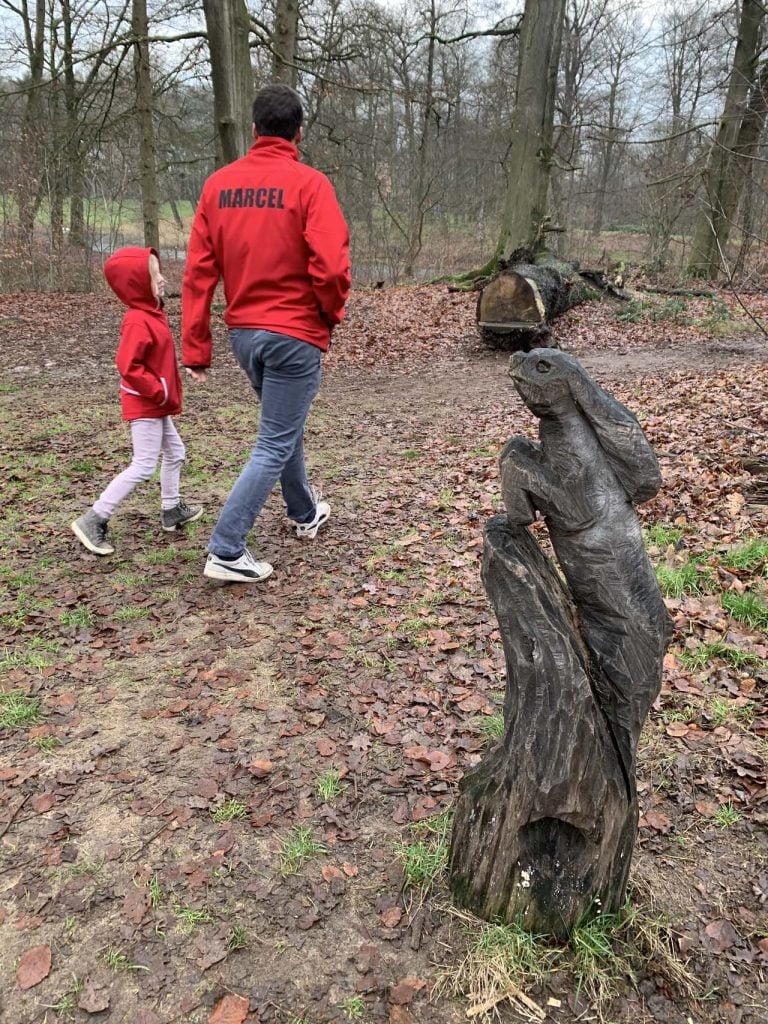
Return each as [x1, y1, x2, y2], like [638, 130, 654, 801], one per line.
[1, 283, 767, 1024]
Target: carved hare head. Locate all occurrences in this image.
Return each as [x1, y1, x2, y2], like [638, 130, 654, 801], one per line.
[509, 350, 584, 417]
[509, 350, 662, 504]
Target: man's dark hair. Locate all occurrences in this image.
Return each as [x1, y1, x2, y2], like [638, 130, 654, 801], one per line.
[252, 84, 303, 141]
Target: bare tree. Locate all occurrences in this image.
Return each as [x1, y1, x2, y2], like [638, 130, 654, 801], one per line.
[132, 0, 159, 247]
[497, 0, 565, 259]
[688, 0, 765, 277]
[202, 0, 252, 165]
[272, 0, 299, 86]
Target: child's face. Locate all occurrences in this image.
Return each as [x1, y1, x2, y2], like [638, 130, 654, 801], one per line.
[148, 254, 166, 302]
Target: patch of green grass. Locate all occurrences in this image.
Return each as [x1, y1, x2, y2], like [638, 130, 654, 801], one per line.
[279, 826, 327, 876]
[477, 711, 505, 739]
[147, 873, 163, 909]
[211, 798, 248, 823]
[397, 810, 451, 894]
[713, 802, 741, 828]
[0, 691, 43, 730]
[229, 924, 248, 950]
[721, 591, 768, 631]
[68, 458, 97, 475]
[155, 586, 180, 601]
[113, 605, 151, 622]
[144, 546, 177, 565]
[678, 641, 764, 671]
[316, 767, 345, 803]
[644, 523, 684, 549]
[655, 560, 710, 598]
[174, 906, 212, 933]
[341, 994, 367, 1020]
[660, 701, 697, 724]
[112, 571, 147, 587]
[42, 975, 83, 1015]
[570, 909, 639, 1008]
[59, 605, 94, 628]
[103, 947, 148, 971]
[720, 537, 768, 573]
[31, 736, 60, 753]
[366, 542, 398, 570]
[709, 698, 732, 726]
[443, 892, 698, 1016]
[378, 568, 408, 582]
[399, 448, 421, 460]
[0, 646, 56, 672]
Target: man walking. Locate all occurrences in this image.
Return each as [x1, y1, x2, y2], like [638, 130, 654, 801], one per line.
[182, 84, 351, 583]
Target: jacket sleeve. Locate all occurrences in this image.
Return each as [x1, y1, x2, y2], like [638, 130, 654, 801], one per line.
[181, 193, 220, 367]
[303, 176, 351, 327]
[116, 320, 166, 405]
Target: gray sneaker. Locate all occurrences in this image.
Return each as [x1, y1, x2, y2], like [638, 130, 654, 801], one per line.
[71, 510, 114, 555]
[204, 549, 273, 583]
[161, 500, 203, 532]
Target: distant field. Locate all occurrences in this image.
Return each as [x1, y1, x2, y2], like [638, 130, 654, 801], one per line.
[0, 196, 196, 252]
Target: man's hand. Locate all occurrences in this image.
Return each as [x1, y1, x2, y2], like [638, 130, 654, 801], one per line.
[185, 368, 208, 384]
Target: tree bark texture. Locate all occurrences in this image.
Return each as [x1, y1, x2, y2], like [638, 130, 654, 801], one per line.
[449, 351, 672, 937]
[18, 0, 46, 245]
[132, 0, 160, 250]
[688, 0, 764, 278]
[272, 0, 299, 87]
[497, 0, 565, 260]
[203, 0, 253, 166]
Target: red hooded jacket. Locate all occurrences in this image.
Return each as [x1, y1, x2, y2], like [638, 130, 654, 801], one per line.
[104, 247, 182, 421]
[181, 136, 351, 368]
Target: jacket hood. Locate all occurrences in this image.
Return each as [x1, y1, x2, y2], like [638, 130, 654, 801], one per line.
[104, 246, 160, 311]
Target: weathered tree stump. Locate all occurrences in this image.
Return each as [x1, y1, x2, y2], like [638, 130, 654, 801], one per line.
[449, 350, 672, 937]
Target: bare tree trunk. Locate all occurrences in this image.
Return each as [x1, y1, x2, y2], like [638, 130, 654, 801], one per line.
[203, 0, 253, 167]
[497, 0, 565, 260]
[688, 0, 764, 278]
[272, 0, 299, 87]
[403, 0, 437, 278]
[592, 53, 622, 235]
[61, 0, 85, 247]
[18, 0, 46, 245]
[132, 0, 159, 249]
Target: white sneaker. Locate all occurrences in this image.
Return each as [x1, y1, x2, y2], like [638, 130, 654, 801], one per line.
[204, 549, 273, 583]
[295, 493, 331, 539]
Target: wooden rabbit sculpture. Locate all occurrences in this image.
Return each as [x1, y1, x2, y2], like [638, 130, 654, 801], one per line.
[450, 351, 672, 935]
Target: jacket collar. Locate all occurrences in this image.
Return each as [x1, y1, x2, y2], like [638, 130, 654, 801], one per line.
[249, 136, 299, 161]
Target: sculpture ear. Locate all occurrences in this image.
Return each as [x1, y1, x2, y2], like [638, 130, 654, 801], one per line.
[568, 369, 662, 504]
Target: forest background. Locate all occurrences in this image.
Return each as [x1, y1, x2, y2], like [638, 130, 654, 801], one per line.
[0, 0, 763, 291]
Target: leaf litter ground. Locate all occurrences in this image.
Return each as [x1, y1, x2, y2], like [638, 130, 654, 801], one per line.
[0, 282, 767, 1024]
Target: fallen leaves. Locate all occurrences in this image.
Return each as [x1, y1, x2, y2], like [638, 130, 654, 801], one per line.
[78, 978, 111, 1013]
[703, 919, 740, 953]
[16, 944, 51, 989]
[208, 994, 249, 1024]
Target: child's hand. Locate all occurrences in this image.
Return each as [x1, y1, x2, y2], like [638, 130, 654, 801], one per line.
[186, 368, 208, 383]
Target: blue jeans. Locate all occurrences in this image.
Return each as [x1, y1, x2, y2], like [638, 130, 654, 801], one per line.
[208, 329, 322, 559]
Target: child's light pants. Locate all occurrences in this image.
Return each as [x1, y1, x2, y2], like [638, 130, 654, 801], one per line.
[93, 416, 185, 518]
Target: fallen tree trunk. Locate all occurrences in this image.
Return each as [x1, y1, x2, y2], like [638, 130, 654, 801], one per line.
[476, 254, 625, 352]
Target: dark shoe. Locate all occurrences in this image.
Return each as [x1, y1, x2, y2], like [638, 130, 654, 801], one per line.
[204, 549, 273, 583]
[161, 500, 203, 532]
[71, 510, 114, 555]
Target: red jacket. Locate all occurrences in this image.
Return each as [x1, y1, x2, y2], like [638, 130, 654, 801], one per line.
[181, 136, 351, 367]
[104, 247, 182, 422]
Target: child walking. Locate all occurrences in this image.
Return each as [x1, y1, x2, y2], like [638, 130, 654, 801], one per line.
[71, 246, 202, 555]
